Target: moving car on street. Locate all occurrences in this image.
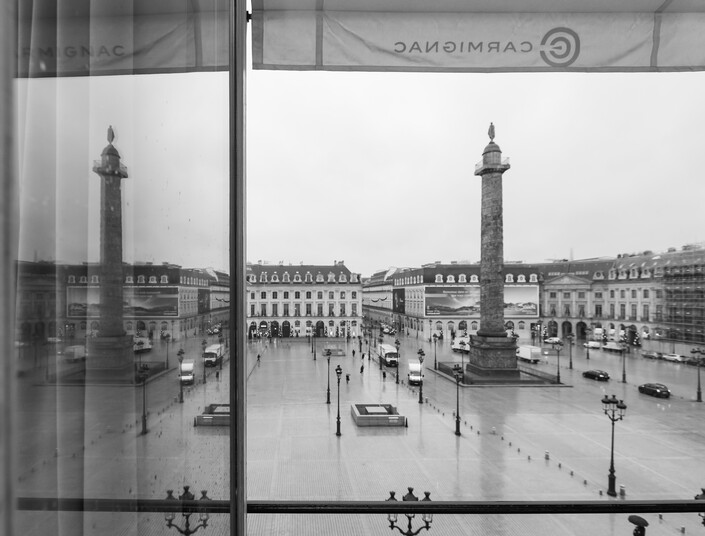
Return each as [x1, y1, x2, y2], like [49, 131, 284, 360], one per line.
[641, 351, 662, 359]
[662, 353, 686, 363]
[545, 337, 562, 344]
[582, 369, 610, 381]
[638, 383, 671, 398]
[583, 341, 601, 349]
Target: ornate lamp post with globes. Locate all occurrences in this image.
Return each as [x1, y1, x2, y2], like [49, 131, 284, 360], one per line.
[164, 486, 211, 535]
[602, 394, 627, 497]
[453, 364, 462, 436]
[385, 487, 433, 536]
[432, 333, 438, 370]
[335, 364, 343, 436]
[394, 338, 401, 384]
[325, 348, 332, 404]
[177, 348, 185, 403]
[417, 349, 425, 404]
[690, 347, 704, 402]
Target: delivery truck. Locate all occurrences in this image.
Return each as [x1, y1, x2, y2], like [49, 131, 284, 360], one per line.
[179, 359, 195, 385]
[516, 345, 542, 364]
[407, 362, 423, 385]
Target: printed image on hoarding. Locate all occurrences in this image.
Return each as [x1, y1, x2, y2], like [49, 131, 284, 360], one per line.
[425, 286, 538, 317]
[67, 286, 179, 318]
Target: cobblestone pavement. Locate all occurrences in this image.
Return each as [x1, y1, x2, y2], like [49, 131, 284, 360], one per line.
[14, 337, 705, 535]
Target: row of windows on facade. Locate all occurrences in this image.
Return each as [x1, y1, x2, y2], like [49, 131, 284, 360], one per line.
[251, 290, 358, 300]
[66, 274, 214, 285]
[250, 320, 359, 327]
[251, 303, 358, 317]
[548, 303, 654, 319]
[248, 272, 358, 284]
[549, 289, 659, 300]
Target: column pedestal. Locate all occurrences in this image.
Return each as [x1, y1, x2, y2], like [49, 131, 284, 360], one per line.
[467, 335, 520, 378]
[86, 334, 135, 383]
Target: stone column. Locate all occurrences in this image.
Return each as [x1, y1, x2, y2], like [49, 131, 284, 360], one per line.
[468, 124, 518, 378]
[86, 127, 134, 379]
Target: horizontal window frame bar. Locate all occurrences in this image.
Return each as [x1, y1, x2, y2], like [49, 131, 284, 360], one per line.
[17, 497, 705, 516]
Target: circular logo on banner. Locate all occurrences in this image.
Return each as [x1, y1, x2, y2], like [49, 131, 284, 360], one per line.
[540, 27, 580, 67]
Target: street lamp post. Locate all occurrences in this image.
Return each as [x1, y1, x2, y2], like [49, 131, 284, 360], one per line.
[325, 349, 332, 404]
[140, 371, 148, 435]
[201, 339, 207, 384]
[164, 486, 211, 536]
[690, 348, 704, 402]
[165, 334, 170, 370]
[432, 333, 438, 370]
[417, 349, 425, 404]
[335, 364, 342, 436]
[379, 335, 384, 370]
[567, 334, 574, 369]
[453, 364, 462, 436]
[313, 333, 317, 360]
[458, 340, 466, 374]
[386, 488, 433, 536]
[602, 394, 627, 497]
[586, 328, 592, 360]
[552, 342, 562, 384]
[621, 345, 627, 383]
[177, 349, 185, 403]
[395, 338, 401, 384]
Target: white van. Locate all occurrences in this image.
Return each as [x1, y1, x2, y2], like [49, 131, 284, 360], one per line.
[179, 359, 195, 385]
[516, 345, 542, 364]
[377, 344, 399, 366]
[451, 336, 470, 353]
[407, 362, 423, 385]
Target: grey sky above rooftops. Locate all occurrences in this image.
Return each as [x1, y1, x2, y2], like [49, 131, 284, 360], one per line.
[16, 70, 705, 277]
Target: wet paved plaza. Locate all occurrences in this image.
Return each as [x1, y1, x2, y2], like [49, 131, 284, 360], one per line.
[14, 336, 705, 535]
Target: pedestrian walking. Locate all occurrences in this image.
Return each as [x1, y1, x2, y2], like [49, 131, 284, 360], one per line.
[352, 349, 356, 358]
[257, 353, 261, 364]
[360, 364, 364, 374]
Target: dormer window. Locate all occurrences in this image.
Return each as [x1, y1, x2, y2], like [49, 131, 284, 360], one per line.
[294, 272, 302, 282]
[641, 269, 650, 278]
[137, 275, 145, 283]
[160, 275, 168, 283]
[126, 276, 134, 284]
[447, 275, 455, 283]
[283, 272, 290, 282]
[435, 274, 443, 283]
[149, 276, 157, 284]
[505, 274, 514, 283]
[260, 272, 267, 282]
[458, 274, 467, 283]
[517, 274, 526, 283]
[271, 274, 279, 282]
[608, 270, 616, 280]
[68, 275, 76, 283]
[594, 271, 604, 280]
[630, 268, 639, 278]
[351, 274, 358, 283]
[79, 276, 87, 283]
[529, 274, 538, 283]
[91, 275, 99, 283]
[248, 275, 256, 283]
[327, 272, 335, 282]
[618, 270, 627, 280]
[470, 275, 479, 283]
[339, 273, 347, 282]
[305, 272, 313, 283]
[316, 273, 324, 283]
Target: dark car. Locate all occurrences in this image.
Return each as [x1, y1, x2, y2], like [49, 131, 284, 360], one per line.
[638, 383, 671, 398]
[641, 351, 662, 360]
[582, 369, 610, 381]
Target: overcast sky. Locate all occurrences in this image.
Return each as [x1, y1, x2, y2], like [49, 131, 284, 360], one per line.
[16, 67, 705, 278]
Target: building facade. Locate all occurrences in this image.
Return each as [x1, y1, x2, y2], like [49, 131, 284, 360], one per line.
[246, 261, 363, 339]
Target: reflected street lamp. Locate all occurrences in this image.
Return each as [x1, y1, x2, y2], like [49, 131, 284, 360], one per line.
[335, 364, 342, 436]
[177, 349, 185, 403]
[394, 338, 401, 384]
[164, 486, 211, 535]
[621, 344, 627, 383]
[453, 364, 462, 436]
[458, 340, 466, 374]
[690, 347, 704, 402]
[386, 487, 433, 536]
[432, 334, 438, 370]
[602, 394, 627, 497]
[325, 349, 332, 404]
[417, 349, 425, 404]
[567, 334, 574, 369]
[585, 328, 592, 360]
[140, 370, 149, 435]
[552, 342, 562, 384]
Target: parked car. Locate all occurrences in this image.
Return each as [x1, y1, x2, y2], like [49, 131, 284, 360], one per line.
[583, 341, 601, 349]
[662, 353, 686, 363]
[638, 383, 671, 398]
[641, 351, 662, 360]
[582, 369, 610, 381]
[545, 337, 562, 344]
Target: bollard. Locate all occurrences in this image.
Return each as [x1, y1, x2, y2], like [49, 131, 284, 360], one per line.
[599, 490, 603, 496]
[680, 527, 685, 534]
[619, 485, 626, 497]
[544, 451, 550, 460]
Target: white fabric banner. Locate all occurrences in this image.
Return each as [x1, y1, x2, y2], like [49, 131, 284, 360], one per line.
[252, 10, 705, 72]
